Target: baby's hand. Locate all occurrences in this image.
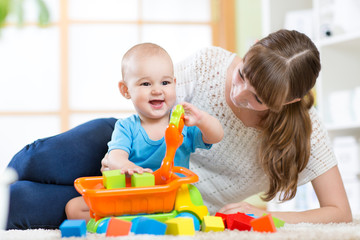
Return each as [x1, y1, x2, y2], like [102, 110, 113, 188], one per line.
[179, 102, 204, 127]
[119, 161, 153, 175]
[100, 153, 110, 172]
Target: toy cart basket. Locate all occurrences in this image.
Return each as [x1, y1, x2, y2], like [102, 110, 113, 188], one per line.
[74, 105, 198, 221]
[74, 166, 198, 221]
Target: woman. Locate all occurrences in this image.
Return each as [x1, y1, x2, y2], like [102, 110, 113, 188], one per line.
[7, 29, 352, 229]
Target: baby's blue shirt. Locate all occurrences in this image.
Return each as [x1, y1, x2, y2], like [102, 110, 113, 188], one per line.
[107, 115, 211, 171]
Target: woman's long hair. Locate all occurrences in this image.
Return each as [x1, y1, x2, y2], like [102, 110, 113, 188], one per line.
[243, 30, 321, 201]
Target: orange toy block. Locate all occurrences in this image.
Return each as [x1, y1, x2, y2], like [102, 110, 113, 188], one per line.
[250, 214, 276, 233]
[262, 213, 285, 228]
[201, 216, 225, 232]
[106, 218, 132, 237]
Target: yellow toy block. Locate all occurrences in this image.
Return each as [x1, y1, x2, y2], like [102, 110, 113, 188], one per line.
[102, 170, 126, 189]
[131, 173, 155, 187]
[201, 216, 225, 232]
[174, 184, 209, 221]
[165, 217, 195, 236]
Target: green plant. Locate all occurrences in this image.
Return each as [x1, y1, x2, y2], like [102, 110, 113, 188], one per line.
[0, 0, 49, 30]
[0, 0, 10, 27]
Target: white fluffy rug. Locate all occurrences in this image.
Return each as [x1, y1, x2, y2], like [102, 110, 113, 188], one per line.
[1, 217, 360, 240]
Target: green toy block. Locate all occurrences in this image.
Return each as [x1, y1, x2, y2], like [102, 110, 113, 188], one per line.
[102, 170, 126, 189]
[273, 217, 285, 228]
[131, 173, 155, 187]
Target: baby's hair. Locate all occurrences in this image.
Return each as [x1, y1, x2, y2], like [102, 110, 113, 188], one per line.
[121, 43, 173, 80]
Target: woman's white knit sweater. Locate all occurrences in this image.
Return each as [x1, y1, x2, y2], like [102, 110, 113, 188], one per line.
[175, 46, 337, 214]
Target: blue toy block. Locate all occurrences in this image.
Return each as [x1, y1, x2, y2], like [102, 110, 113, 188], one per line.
[96, 218, 110, 234]
[131, 217, 167, 235]
[130, 217, 142, 233]
[59, 219, 87, 238]
[176, 212, 200, 231]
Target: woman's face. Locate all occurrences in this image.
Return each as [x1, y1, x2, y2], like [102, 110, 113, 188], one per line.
[230, 61, 269, 111]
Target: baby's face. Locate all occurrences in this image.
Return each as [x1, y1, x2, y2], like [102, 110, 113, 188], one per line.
[124, 53, 176, 121]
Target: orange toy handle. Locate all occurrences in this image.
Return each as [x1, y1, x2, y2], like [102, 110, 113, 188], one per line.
[172, 166, 198, 183]
[159, 105, 185, 182]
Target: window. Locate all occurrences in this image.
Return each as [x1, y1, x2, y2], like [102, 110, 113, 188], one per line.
[0, 0, 235, 170]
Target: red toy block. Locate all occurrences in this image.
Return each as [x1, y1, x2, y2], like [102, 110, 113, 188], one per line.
[226, 212, 254, 231]
[232, 219, 251, 231]
[250, 214, 276, 233]
[106, 218, 132, 237]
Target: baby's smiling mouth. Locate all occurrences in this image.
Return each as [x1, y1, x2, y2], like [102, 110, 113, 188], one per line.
[149, 100, 164, 108]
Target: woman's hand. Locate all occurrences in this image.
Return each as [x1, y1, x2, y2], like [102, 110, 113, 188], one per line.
[218, 201, 267, 217]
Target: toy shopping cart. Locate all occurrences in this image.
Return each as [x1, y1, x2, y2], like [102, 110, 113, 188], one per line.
[74, 105, 200, 221]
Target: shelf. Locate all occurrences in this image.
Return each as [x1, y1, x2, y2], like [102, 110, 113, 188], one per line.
[326, 123, 360, 140]
[326, 122, 360, 132]
[318, 31, 360, 47]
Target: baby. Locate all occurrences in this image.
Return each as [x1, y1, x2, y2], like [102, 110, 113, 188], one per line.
[65, 43, 224, 221]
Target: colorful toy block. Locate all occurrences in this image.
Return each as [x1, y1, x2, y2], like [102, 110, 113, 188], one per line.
[130, 217, 142, 233]
[130, 217, 167, 235]
[214, 212, 255, 231]
[232, 218, 252, 231]
[250, 214, 277, 233]
[272, 216, 285, 228]
[59, 219, 86, 238]
[165, 217, 195, 236]
[262, 213, 285, 228]
[176, 212, 200, 231]
[201, 216, 225, 232]
[106, 218, 132, 237]
[96, 218, 110, 234]
[131, 173, 155, 187]
[229, 212, 254, 231]
[215, 212, 228, 228]
[102, 170, 126, 189]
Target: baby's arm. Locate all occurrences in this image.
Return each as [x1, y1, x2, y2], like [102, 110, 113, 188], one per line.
[103, 149, 153, 175]
[180, 102, 223, 144]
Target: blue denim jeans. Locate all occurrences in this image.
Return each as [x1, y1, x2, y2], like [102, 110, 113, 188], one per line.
[6, 118, 117, 229]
